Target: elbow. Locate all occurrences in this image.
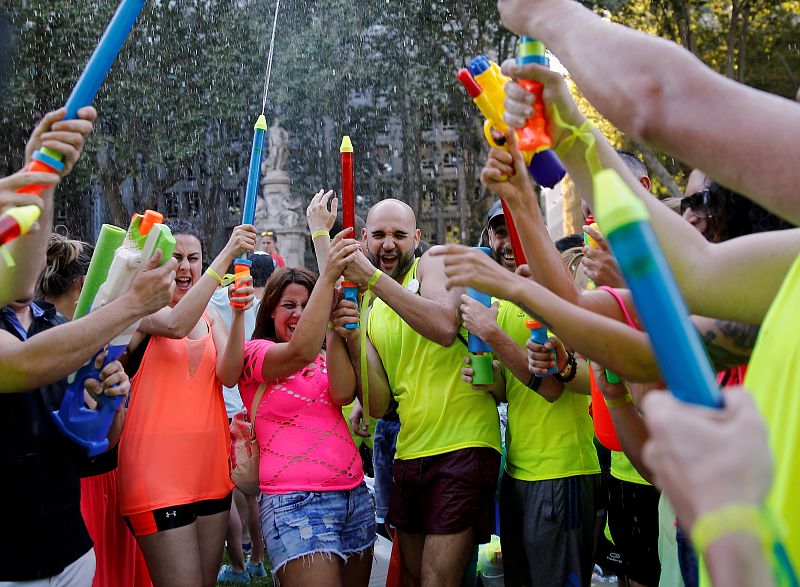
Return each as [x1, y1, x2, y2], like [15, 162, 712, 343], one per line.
[437, 324, 460, 347]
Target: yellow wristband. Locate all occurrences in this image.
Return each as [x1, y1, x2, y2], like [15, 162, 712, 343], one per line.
[311, 229, 330, 240]
[206, 267, 225, 285]
[604, 393, 634, 408]
[691, 504, 771, 554]
[368, 269, 382, 289]
[206, 267, 237, 287]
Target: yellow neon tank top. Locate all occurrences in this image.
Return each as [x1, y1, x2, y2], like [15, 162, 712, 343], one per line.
[497, 301, 599, 481]
[743, 252, 800, 570]
[367, 258, 501, 461]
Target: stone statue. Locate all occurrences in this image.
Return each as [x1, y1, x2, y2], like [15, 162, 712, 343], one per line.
[262, 119, 289, 174]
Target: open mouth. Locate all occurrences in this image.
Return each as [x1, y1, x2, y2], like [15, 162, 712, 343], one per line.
[380, 252, 398, 268]
[287, 324, 297, 334]
[175, 277, 192, 291]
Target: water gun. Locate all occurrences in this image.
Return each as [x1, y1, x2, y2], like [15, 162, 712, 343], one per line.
[525, 319, 557, 376]
[593, 169, 722, 408]
[0, 206, 42, 265]
[231, 114, 268, 309]
[17, 0, 147, 198]
[52, 210, 176, 455]
[456, 51, 565, 189]
[340, 135, 359, 329]
[467, 247, 495, 385]
[582, 213, 598, 290]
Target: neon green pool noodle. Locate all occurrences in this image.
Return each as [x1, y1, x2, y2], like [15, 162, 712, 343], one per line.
[74, 224, 126, 320]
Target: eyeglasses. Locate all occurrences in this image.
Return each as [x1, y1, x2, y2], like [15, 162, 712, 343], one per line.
[680, 189, 713, 218]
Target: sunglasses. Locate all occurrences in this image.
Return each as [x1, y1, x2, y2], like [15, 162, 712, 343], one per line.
[680, 189, 713, 217]
[261, 231, 274, 237]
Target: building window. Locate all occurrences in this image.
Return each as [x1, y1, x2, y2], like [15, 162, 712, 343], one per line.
[187, 192, 200, 217]
[444, 182, 458, 208]
[164, 192, 180, 217]
[226, 190, 241, 215]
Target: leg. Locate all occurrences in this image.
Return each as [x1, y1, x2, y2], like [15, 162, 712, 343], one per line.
[195, 510, 230, 587]
[276, 553, 343, 587]
[397, 530, 425, 587]
[499, 474, 530, 587]
[247, 494, 266, 566]
[224, 497, 246, 573]
[341, 546, 374, 587]
[420, 528, 475, 587]
[137, 523, 203, 587]
[232, 489, 251, 548]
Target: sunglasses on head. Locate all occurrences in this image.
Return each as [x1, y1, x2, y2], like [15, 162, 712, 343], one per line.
[680, 189, 713, 217]
[261, 231, 274, 237]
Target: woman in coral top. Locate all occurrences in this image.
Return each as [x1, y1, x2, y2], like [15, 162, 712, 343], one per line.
[118, 219, 257, 587]
[230, 228, 376, 586]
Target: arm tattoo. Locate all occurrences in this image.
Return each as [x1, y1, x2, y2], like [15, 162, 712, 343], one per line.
[517, 302, 554, 331]
[700, 320, 759, 371]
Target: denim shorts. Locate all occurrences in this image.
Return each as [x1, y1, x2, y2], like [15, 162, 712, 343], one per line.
[372, 418, 401, 521]
[259, 481, 376, 575]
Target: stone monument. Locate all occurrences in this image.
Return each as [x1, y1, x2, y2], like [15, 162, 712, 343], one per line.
[255, 119, 306, 268]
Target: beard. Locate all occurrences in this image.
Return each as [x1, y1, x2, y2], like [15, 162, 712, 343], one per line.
[493, 245, 516, 270]
[368, 247, 416, 280]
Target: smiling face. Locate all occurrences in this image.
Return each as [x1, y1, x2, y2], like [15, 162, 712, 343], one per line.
[171, 234, 203, 305]
[271, 283, 310, 343]
[488, 218, 516, 271]
[364, 199, 420, 280]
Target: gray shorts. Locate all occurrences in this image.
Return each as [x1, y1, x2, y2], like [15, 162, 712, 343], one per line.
[499, 473, 601, 587]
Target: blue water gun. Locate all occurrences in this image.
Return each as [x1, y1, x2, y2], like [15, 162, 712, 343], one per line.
[593, 169, 722, 407]
[18, 0, 148, 197]
[466, 247, 495, 385]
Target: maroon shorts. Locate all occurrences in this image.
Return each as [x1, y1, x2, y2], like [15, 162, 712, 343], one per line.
[389, 446, 500, 543]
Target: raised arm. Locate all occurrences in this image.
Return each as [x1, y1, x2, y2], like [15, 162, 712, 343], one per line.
[497, 0, 800, 224]
[258, 229, 359, 382]
[1, 107, 97, 307]
[0, 254, 176, 392]
[501, 63, 800, 324]
[307, 189, 338, 275]
[139, 225, 256, 339]
[214, 277, 255, 388]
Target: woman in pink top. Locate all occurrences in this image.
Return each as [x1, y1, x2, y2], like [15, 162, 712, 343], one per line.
[232, 228, 375, 586]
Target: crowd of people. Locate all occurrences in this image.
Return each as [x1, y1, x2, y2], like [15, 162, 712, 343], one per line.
[2, 0, 799, 586]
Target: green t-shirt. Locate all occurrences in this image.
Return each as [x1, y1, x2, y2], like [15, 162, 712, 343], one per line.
[367, 259, 501, 461]
[497, 301, 600, 481]
[742, 252, 800, 571]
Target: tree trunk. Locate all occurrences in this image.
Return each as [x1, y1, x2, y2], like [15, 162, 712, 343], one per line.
[725, 0, 740, 78]
[632, 141, 683, 199]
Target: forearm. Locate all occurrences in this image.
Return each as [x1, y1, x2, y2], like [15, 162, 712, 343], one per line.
[481, 323, 531, 386]
[349, 336, 391, 418]
[371, 271, 460, 346]
[608, 402, 653, 483]
[0, 187, 55, 305]
[140, 270, 222, 339]
[284, 279, 335, 364]
[217, 312, 245, 387]
[0, 293, 145, 392]
[311, 234, 330, 274]
[326, 331, 356, 406]
[106, 406, 125, 449]
[507, 276, 660, 382]
[705, 534, 775, 587]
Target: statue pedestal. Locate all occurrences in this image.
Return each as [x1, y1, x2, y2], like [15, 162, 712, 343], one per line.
[256, 169, 305, 268]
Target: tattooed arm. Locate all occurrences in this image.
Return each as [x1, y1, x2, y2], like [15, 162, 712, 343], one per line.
[693, 316, 759, 371]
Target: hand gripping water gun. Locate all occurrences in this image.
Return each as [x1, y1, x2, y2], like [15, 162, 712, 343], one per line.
[231, 114, 269, 309]
[456, 50, 565, 189]
[467, 247, 495, 385]
[526, 319, 557, 376]
[593, 170, 722, 408]
[0, 205, 42, 266]
[340, 135, 359, 329]
[17, 0, 147, 199]
[52, 210, 176, 455]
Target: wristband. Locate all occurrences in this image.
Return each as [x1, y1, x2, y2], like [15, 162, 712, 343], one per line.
[691, 504, 770, 555]
[604, 393, 634, 408]
[368, 268, 382, 289]
[553, 351, 577, 383]
[526, 373, 542, 391]
[311, 229, 330, 241]
[327, 321, 335, 329]
[206, 267, 238, 287]
[206, 267, 225, 285]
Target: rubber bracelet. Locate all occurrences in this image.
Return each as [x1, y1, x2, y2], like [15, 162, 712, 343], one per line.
[206, 267, 225, 285]
[207, 267, 237, 287]
[368, 268, 382, 289]
[327, 321, 335, 329]
[604, 393, 634, 408]
[311, 229, 330, 240]
[691, 504, 770, 554]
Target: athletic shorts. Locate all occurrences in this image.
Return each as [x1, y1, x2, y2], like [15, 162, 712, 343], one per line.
[124, 493, 233, 537]
[607, 477, 661, 586]
[389, 446, 500, 544]
[500, 473, 601, 587]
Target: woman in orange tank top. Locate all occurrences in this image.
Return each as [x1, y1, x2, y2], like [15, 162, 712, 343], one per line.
[118, 219, 257, 587]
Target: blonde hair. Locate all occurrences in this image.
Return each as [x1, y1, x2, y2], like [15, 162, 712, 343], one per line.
[36, 233, 93, 299]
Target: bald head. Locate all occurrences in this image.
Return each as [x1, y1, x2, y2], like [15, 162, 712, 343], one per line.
[364, 198, 420, 280]
[366, 198, 416, 230]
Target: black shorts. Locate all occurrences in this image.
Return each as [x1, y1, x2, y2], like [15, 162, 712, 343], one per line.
[607, 477, 661, 586]
[389, 446, 500, 544]
[124, 492, 233, 537]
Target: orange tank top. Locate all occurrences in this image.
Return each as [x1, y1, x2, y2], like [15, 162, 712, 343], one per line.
[118, 314, 233, 514]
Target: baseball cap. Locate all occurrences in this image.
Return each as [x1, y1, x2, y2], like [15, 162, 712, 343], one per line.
[487, 200, 504, 226]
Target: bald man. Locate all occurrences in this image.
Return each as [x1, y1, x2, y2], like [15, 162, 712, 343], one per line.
[339, 199, 502, 587]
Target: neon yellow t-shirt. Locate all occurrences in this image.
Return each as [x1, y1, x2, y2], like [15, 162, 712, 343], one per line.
[742, 252, 800, 570]
[610, 450, 650, 485]
[497, 301, 599, 481]
[367, 259, 501, 461]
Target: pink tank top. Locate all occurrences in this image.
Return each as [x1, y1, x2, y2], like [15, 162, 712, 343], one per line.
[239, 339, 363, 494]
[118, 314, 233, 514]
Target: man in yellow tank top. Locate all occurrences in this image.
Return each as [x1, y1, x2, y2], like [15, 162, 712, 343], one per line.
[459, 202, 601, 587]
[340, 199, 502, 586]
